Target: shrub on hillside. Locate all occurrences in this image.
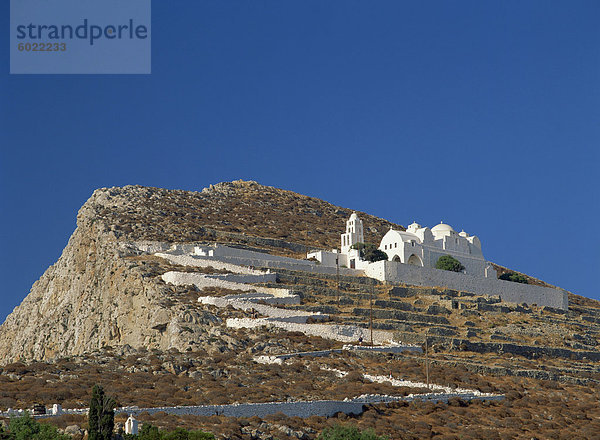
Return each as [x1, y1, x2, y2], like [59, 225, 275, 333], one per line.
[124, 424, 214, 440]
[435, 255, 465, 273]
[350, 243, 388, 262]
[363, 248, 388, 263]
[498, 272, 528, 284]
[318, 424, 386, 440]
[6, 413, 69, 440]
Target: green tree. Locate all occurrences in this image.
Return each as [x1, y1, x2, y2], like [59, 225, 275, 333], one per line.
[318, 424, 386, 440]
[162, 428, 214, 440]
[132, 424, 214, 440]
[0, 423, 12, 440]
[499, 272, 528, 284]
[88, 385, 116, 440]
[32, 424, 69, 440]
[435, 255, 465, 272]
[137, 424, 161, 440]
[351, 243, 388, 262]
[9, 414, 37, 440]
[363, 248, 388, 263]
[7, 414, 68, 440]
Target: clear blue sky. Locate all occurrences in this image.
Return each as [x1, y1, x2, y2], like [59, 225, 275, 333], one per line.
[1, 1, 599, 322]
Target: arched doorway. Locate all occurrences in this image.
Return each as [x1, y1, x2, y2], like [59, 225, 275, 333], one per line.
[392, 255, 401, 262]
[407, 254, 423, 266]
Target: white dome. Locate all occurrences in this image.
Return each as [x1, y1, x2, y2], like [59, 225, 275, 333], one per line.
[385, 229, 422, 244]
[431, 222, 455, 233]
[408, 221, 422, 230]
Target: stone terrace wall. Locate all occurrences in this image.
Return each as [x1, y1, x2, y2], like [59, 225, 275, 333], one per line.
[147, 243, 362, 277]
[207, 254, 361, 277]
[364, 261, 568, 310]
[161, 272, 292, 297]
[5, 393, 503, 420]
[120, 400, 365, 418]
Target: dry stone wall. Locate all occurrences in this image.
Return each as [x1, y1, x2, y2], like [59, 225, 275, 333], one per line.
[365, 261, 568, 310]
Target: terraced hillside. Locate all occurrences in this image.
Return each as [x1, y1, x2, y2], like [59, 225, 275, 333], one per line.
[1, 181, 599, 439]
[269, 268, 600, 383]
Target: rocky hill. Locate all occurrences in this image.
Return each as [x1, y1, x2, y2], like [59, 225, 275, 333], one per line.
[1, 181, 599, 439]
[0, 181, 403, 362]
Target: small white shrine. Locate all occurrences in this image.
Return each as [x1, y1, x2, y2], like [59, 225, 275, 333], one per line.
[125, 415, 139, 435]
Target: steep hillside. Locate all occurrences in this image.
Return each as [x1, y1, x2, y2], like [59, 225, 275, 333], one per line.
[0, 181, 402, 363]
[87, 180, 404, 248]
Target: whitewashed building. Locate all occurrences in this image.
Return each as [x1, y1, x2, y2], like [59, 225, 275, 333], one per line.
[380, 221, 496, 278]
[308, 214, 496, 278]
[125, 415, 139, 435]
[308, 212, 367, 269]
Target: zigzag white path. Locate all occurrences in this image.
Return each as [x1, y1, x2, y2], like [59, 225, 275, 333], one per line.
[159, 253, 414, 346]
[156, 252, 267, 276]
[324, 367, 492, 396]
[162, 271, 291, 297]
[228, 317, 395, 344]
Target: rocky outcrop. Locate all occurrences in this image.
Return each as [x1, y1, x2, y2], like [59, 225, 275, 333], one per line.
[0, 189, 221, 362]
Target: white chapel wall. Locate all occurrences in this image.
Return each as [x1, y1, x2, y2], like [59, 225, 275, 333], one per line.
[364, 260, 568, 310]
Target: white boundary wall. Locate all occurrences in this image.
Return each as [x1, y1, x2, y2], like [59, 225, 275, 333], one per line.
[117, 400, 366, 418]
[226, 318, 394, 344]
[212, 254, 362, 276]
[364, 261, 568, 310]
[9, 393, 502, 420]
[157, 247, 362, 277]
[155, 253, 269, 276]
[156, 244, 566, 310]
[199, 297, 322, 323]
[162, 272, 291, 297]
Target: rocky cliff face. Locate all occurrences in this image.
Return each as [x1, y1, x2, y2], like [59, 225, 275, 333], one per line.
[0, 181, 403, 363]
[0, 199, 216, 362]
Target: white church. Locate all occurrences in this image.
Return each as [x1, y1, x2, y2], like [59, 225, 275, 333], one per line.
[308, 213, 497, 278]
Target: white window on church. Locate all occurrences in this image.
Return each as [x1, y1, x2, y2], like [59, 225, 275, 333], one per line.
[395, 243, 397, 248]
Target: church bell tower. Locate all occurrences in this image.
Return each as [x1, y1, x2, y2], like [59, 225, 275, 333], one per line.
[341, 212, 364, 253]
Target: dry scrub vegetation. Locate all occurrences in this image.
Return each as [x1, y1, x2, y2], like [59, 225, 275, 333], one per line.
[10, 371, 599, 439]
[92, 181, 403, 250]
[1, 346, 600, 439]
